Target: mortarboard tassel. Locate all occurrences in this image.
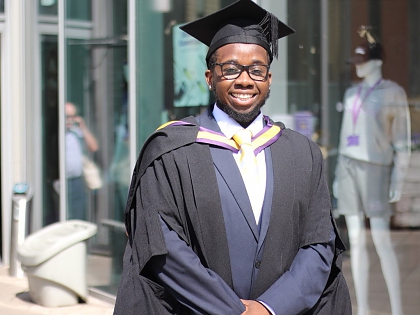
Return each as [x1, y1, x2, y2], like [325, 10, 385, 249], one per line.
[259, 12, 279, 59]
[270, 12, 279, 59]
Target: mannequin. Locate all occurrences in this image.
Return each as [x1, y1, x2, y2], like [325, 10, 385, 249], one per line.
[334, 41, 411, 315]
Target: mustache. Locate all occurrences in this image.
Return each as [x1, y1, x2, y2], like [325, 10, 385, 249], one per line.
[213, 90, 270, 126]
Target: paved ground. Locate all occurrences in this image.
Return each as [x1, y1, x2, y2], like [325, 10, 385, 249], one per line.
[0, 227, 418, 314]
[0, 266, 114, 315]
[342, 227, 420, 315]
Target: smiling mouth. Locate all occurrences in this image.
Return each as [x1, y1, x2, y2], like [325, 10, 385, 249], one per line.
[231, 93, 256, 101]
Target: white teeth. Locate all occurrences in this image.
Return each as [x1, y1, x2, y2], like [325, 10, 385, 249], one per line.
[232, 93, 253, 100]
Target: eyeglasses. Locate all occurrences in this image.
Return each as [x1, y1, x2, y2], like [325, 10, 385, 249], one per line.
[211, 62, 270, 82]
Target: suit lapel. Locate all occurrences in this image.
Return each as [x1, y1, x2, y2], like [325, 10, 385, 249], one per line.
[198, 110, 259, 240]
[211, 147, 259, 240]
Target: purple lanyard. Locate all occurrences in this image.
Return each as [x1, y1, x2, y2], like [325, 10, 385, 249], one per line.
[351, 79, 382, 132]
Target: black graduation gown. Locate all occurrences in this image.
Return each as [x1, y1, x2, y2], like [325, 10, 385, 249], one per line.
[114, 113, 352, 315]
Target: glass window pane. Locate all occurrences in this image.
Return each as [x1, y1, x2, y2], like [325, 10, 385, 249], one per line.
[135, 0, 232, 148]
[65, 39, 92, 222]
[66, 0, 91, 21]
[39, 0, 58, 16]
[39, 0, 92, 20]
[40, 35, 59, 226]
[64, 0, 128, 295]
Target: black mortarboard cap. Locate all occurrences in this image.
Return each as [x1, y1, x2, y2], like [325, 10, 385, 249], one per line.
[180, 0, 295, 65]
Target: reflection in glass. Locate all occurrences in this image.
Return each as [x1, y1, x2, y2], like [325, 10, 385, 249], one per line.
[41, 35, 59, 226]
[39, 0, 58, 16]
[66, 0, 91, 21]
[65, 101, 99, 221]
[334, 34, 409, 315]
[39, 0, 92, 20]
[63, 0, 129, 295]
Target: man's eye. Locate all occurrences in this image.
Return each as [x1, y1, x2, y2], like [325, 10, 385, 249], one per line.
[249, 67, 265, 76]
[223, 66, 240, 74]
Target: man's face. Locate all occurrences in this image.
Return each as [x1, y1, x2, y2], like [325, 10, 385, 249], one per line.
[205, 43, 272, 125]
[65, 103, 78, 129]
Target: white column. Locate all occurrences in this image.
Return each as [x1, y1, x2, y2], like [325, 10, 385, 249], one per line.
[58, 0, 67, 222]
[25, 0, 40, 232]
[1, 0, 30, 266]
[7, 1, 25, 179]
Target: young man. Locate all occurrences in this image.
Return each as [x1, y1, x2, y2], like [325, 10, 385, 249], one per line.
[114, 1, 351, 314]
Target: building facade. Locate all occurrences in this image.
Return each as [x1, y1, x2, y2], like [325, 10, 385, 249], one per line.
[1, 0, 419, 300]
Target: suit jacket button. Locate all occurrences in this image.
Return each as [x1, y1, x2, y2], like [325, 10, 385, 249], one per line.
[254, 260, 261, 269]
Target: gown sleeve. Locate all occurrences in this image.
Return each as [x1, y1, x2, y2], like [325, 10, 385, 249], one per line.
[147, 216, 246, 315]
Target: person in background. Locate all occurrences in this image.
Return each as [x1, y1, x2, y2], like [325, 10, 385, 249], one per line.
[114, 1, 351, 314]
[65, 102, 98, 220]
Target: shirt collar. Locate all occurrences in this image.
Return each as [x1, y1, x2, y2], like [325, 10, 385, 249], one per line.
[212, 104, 264, 139]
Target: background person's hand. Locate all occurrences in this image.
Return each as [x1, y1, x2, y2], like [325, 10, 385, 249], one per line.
[72, 115, 87, 130]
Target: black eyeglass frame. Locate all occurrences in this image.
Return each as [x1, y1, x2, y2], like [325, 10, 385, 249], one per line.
[210, 62, 270, 82]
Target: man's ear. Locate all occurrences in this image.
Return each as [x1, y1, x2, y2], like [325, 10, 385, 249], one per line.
[205, 69, 213, 89]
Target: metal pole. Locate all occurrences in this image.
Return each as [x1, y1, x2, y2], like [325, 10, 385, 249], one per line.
[321, 0, 330, 171]
[58, 0, 67, 222]
[128, 0, 137, 168]
[9, 199, 27, 277]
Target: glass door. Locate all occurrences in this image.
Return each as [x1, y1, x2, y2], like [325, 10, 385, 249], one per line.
[62, 0, 129, 295]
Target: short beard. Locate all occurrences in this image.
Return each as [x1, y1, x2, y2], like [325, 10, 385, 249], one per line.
[214, 90, 270, 127]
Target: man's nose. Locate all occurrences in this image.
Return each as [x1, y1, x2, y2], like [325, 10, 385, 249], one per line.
[234, 68, 254, 86]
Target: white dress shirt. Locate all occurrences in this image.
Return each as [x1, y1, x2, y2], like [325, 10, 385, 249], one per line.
[212, 105, 267, 224]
